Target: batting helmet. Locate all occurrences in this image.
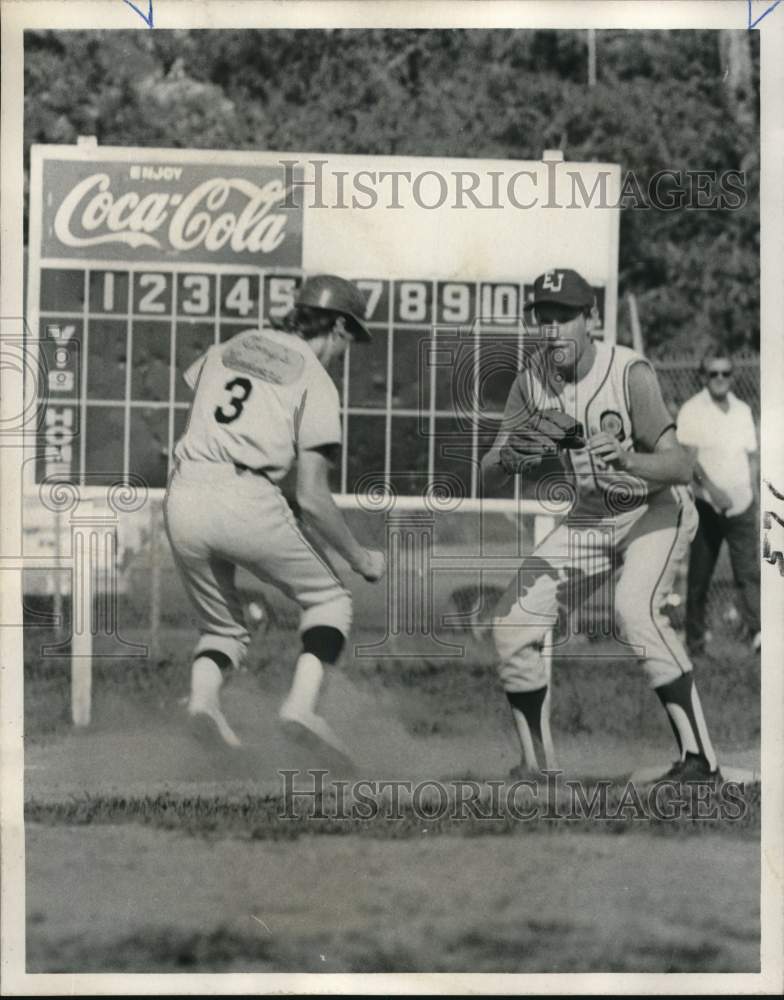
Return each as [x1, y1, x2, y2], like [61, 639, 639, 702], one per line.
[296, 275, 371, 342]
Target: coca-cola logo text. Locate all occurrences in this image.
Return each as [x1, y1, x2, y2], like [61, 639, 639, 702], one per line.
[53, 173, 292, 254]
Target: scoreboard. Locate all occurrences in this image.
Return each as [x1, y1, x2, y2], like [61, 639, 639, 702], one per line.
[27, 143, 620, 500]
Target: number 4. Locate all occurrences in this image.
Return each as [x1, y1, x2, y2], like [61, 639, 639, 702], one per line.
[225, 277, 254, 316]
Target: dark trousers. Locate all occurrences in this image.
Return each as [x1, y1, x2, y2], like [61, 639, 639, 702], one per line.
[686, 498, 760, 652]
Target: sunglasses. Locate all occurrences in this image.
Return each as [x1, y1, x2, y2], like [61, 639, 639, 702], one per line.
[707, 370, 733, 380]
[534, 305, 583, 326]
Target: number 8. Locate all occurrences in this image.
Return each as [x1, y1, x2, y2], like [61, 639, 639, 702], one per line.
[399, 282, 427, 322]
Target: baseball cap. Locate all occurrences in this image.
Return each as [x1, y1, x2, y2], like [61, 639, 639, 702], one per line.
[525, 269, 595, 311]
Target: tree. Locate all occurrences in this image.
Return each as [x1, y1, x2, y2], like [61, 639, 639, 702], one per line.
[23, 28, 759, 356]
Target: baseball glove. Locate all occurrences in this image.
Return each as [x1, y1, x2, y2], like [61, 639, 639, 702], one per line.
[499, 409, 585, 475]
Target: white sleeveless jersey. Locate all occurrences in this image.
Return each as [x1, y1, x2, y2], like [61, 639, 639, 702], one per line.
[174, 327, 341, 481]
[520, 342, 676, 516]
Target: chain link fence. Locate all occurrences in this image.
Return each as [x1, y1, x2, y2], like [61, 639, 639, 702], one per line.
[654, 354, 760, 422]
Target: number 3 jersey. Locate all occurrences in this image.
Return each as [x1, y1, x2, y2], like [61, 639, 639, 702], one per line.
[174, 327, 342, 481]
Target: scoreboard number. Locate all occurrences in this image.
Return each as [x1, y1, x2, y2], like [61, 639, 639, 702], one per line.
[224, 276, 254, 317]
[102, 272, 115, 312]
[137, 273, 168, 313]
[480, 283, 517, 323]
[441, 283, 471, 323]
[181, 274, 211, 315]
[356, 279, 384, 320]
[398, 281, 428, 323]
[267, 276, 297, 318]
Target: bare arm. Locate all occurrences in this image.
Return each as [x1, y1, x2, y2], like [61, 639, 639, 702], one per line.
[690, 455, 734, 511]
[481, 431, 516, 496]
[588, 360, 693, 485]
[589, 427, 695, 485]
[296, 447, 384, 581]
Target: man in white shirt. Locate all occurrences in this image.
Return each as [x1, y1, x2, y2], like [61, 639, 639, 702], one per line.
[677, 351, 760, 655]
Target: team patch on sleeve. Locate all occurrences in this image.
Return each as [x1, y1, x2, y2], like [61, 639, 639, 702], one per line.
[221, 332, 305, 385]
[599, 409, 626, 441]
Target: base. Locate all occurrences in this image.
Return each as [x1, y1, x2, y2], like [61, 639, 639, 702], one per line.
[629, 764, 759, 785]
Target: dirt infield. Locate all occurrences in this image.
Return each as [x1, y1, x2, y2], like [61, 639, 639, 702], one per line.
[22, 628, 761, 974]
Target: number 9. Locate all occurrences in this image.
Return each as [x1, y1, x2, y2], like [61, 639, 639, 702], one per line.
[441, 283, 470, 322]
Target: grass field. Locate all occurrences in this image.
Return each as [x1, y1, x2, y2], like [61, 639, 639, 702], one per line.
[23, 623, 761, 974]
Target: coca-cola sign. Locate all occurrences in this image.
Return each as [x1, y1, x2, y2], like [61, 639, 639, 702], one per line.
[40, 159, 303, 265]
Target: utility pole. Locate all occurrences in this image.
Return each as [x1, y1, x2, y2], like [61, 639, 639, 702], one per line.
[627, 292, 645, 355]
[587, 29, 597, 87]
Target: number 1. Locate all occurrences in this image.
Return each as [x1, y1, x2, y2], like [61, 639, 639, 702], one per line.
[103, 273, 114, 312]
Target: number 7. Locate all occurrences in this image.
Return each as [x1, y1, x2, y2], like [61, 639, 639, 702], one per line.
[356, 280, 383, 320]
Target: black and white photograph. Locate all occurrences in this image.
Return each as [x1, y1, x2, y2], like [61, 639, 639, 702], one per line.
[1, 0, 782, 994]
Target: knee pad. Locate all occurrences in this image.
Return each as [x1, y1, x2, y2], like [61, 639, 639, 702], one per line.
[302, 625, 345, 665]
[194, 634, 248, 670]
[197, 649, 233, 673]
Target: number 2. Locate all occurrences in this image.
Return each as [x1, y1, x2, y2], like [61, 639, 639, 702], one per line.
[215, 377, 252, 424]
[138, 273, 167, 312]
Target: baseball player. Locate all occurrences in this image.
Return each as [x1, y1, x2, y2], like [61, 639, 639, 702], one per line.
[164, 275, 385, 756]
[481, 268, 722, 783]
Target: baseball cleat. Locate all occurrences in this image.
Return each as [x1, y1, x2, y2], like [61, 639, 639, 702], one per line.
[507, 762, 544, 782]
[656, 752, 723, 784]
[278, 702, 355, 768]
[187, 699, 242, 748]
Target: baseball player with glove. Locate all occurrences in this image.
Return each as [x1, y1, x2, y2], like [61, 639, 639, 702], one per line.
[482, 268, 722, 783]
[164, 275, 385, 758]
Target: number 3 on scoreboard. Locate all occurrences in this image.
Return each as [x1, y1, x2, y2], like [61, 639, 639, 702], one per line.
[181, 275, 211, 315]
[215, 377, 252, 424]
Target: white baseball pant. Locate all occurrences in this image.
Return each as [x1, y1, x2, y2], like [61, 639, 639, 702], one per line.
[164, 461, 352, 668]
[492, 489, 699, 692]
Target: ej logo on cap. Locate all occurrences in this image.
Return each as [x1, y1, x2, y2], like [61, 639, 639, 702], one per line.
[541, 271, 564, 292]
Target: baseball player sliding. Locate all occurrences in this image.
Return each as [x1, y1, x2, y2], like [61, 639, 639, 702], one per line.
[164, 275, 385, 758]
[482, 268, 722, 783]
